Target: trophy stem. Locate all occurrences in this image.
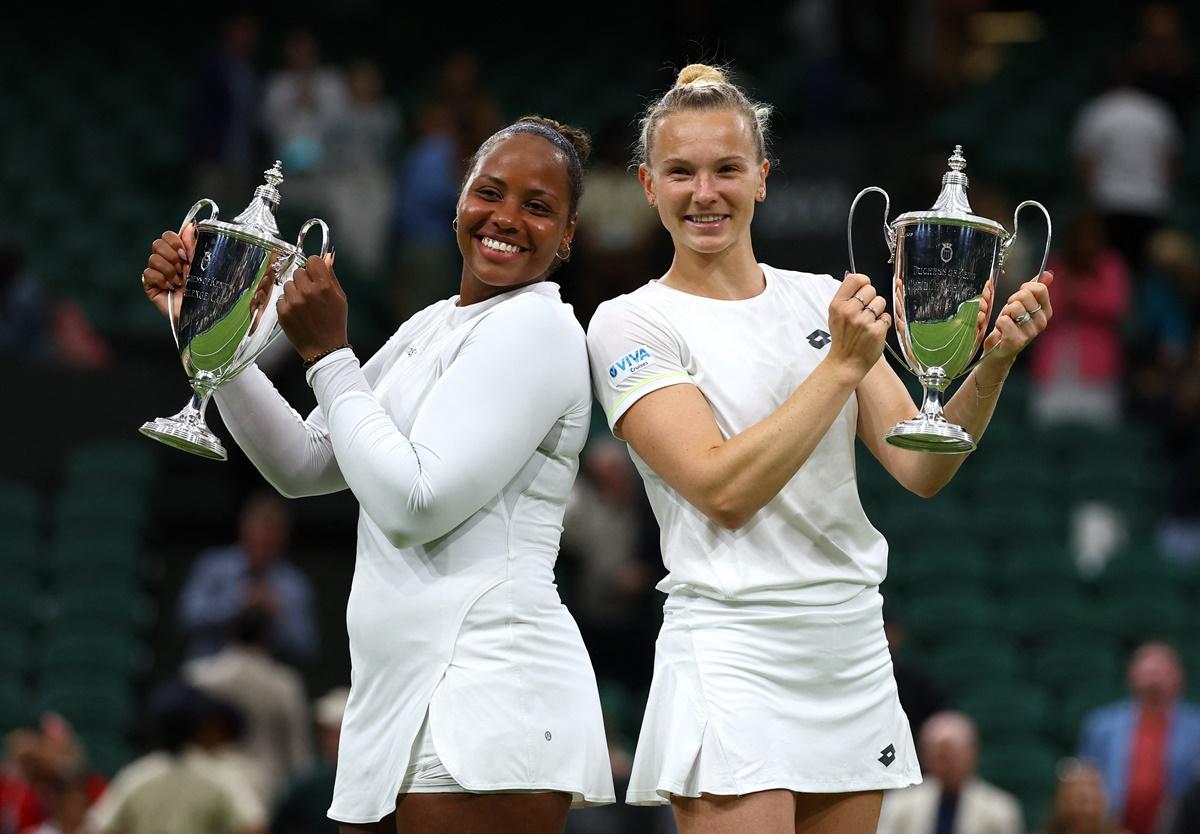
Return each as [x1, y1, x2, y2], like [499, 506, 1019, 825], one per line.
[884, 376, 978, 454]
[139, 390, 228, 461]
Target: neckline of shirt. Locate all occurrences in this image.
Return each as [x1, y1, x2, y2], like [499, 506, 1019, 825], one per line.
[646, 264, 775, 305]
[445, 281, 561, 325]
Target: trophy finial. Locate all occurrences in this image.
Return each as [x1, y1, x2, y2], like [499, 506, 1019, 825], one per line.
[263, 161, 284, 191]
[949, 145, 966, 173]
[230, 161, 286, 238]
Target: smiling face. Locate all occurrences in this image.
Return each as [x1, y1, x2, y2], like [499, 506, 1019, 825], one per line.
[456, 133, 576, 305]
[639, 108, 768, 258]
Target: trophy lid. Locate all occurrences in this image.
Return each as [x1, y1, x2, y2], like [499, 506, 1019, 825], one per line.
[892, 146, 1007, 236]
[197, 161, 296, 253]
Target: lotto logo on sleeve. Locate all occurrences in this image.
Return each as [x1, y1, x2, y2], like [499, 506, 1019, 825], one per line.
[608, 347, 652, 385]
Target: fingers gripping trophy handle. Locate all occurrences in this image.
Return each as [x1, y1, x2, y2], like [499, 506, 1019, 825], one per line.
[847, 186, 907, 367]
[973, 199, 1053, 367]
[167, 198, 219, 349]
[294, 218, 332, 275]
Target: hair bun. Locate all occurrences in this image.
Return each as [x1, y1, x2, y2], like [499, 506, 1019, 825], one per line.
[676, 64, 727, 88]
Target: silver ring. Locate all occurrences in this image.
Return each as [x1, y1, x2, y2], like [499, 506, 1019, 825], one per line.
[1014, 304, 1041, 326]
[853, 295, 868, 309]
[141, 274, 148, 289]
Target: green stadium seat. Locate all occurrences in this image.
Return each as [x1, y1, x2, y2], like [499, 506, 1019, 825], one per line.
[41, 632, 147, 679]
[1057, 683, 1126, 749]
[0, 681, 35, 734]
[1030, 640, 1123, 694]
[64, 441, 159, 490]
[1094, 592, 1187, 643]
[47, 587, 154, 633]
[958, 682, 1050, 741]
[0, 481, 39, 529]
[1000, 592, 1098, 642]
[927, 639, 1022, 697]
[903, 592, 1000, 648]
[37, 680, 136, 736]
[976, 741, 1059, 805]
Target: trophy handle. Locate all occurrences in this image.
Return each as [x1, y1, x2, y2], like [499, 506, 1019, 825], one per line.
[167, 198, 220, 349]
[294, 218, 332, 272]
[847, 186, 907, 368]
[973, 199, 1053, 367]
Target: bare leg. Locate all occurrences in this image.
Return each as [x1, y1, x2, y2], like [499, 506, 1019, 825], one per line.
[340, 812, 395, 834]
[671, 790, 797, 834]
[394, 792, 572, 834]
[794, 791, 882, 834]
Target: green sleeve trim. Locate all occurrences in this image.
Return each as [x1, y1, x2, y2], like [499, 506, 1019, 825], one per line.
[608, 372, 693, 420]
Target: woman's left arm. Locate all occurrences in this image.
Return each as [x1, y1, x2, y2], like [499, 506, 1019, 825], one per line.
[308, 298, 583, 548]
[857, 274, 1054, 497]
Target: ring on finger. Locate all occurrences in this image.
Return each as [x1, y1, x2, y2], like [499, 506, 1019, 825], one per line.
[141, 274, 148, 289]
[853, 294, 869, 309]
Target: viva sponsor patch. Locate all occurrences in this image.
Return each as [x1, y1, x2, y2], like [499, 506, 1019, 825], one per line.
[608, 347, 652, 385]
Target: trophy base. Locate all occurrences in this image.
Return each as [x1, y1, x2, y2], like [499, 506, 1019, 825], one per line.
[885, 418, 977, 454]
[139, 418, 228, 461]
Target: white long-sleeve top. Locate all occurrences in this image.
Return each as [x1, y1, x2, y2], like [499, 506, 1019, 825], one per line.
[212, 281, 614, 821]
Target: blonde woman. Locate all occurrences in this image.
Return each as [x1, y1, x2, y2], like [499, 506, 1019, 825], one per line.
[586, 64, 1053, 834]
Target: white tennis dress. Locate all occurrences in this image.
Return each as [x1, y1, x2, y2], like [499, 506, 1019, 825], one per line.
[586, 265, 921, 803]
[214, 281, 615, 823]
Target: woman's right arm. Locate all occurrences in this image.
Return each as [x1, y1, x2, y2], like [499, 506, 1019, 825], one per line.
[589, 274, 889, 530]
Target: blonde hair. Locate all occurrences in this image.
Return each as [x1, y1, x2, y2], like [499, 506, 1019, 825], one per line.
[637, 63, 773, 166]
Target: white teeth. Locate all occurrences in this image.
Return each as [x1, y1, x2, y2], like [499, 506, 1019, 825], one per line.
[482, 237, 521, 253]
[689, 215, 724, 223]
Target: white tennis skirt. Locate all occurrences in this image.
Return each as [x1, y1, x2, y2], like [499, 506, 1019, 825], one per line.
[626, 585, 921, 804]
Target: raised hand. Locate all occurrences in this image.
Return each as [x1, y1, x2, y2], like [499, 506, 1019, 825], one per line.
[276, 251, 347, 363]
[141, 224, 196, 321]
[828, 272, 892, 380]
[980, 271, 1055, 363]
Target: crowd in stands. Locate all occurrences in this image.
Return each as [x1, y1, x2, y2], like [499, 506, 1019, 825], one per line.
[3, 3, 1200, 834]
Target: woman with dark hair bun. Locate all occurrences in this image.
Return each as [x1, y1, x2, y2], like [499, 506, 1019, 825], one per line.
[142, 116, 614, 834]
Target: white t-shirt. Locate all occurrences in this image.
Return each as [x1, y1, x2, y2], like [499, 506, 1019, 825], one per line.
[586, 264, 887, 605]
[1072, 87, 1181, 216]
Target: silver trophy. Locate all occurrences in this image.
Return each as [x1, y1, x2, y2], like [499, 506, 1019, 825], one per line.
[140, 162, 330, 460]
[848, 145, 1050, 453]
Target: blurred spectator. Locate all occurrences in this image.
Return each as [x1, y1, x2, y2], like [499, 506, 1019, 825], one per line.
[1158, 327, 1200, 567]
[1038, 759, 1126, 834]
[882, 601, 946, 755]
[388, 52, 501, 320]
[560, 438, 657, 692]
[1027, 213, 1130, 428]
[85, 681, 265, 834]
[568, 119, 662, 326]
[1127, 3, 1198, 127]
[183, 605, 313, 806]
[269, 687, 347, 834]
[0, 245, 48, 360]
[0, 247, 111, 369]
[189, 13, 263, 210]
[260, 29, 347, 206]
[0, 715, 105, 834]
[23, 775, 91, 834]
[877, 711, 1022, 834]
[388, 100, 465, 320]
[1128, 228, 1200, 420]
[1078, 642, 1200, 834]
[1071, 58, 1181, 273]
[322, 59, 401, 276]
[432, 52, 501, 159]
[178, 491, 318, 666]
